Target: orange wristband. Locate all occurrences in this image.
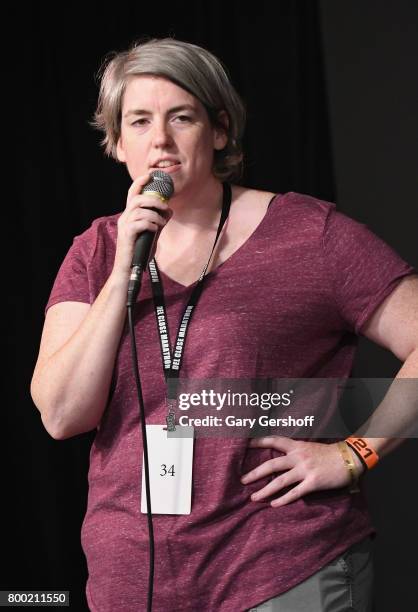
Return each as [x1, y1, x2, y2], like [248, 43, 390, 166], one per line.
[345, 437, 379, 470]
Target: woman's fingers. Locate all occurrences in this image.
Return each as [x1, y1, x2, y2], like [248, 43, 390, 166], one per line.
[241, 456, 292, 484]
[126, 172, 171, 213]
[127, 193, 171, 214]
[117, 209, 168, 248]
[249, 467, 302, 501]
[126, 172, 152, 203]
[126, 207, 169, 228]
[270, 481, 312, 508]
[248, 436, 295, 452]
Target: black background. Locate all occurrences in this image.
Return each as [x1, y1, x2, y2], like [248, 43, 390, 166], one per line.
[4, 1, 417, 610]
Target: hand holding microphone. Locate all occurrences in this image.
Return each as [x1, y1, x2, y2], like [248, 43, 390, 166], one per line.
[115, 170, 174, 307]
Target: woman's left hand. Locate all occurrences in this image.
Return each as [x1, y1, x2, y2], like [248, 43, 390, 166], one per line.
[240, 436, 364, 507]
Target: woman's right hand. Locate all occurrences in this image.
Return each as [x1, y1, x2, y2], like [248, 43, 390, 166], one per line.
[113, 172, 172, 277]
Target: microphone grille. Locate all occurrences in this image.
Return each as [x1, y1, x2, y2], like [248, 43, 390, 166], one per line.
[143, 170, 175, 200]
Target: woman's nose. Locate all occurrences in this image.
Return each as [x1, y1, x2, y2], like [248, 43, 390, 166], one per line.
[152, 121, 173, 147]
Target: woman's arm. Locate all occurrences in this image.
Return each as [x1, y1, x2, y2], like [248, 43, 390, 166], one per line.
[348, 274, 418, 458]
[241, 275, 418, 505]
[30, 272, 129, 439]
[31, 172, 171, 440]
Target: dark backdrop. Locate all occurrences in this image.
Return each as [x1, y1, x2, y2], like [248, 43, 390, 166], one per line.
[4, 2, 417, 610]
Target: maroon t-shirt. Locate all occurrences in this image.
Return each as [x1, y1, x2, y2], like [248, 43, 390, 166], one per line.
[46, 191, 415, 611]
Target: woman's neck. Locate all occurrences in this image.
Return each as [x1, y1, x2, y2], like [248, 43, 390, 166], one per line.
[164, 177, 225, 234]
[155, 178, 229, 278]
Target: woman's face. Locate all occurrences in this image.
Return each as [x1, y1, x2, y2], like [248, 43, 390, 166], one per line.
[116, 75, 227, 197]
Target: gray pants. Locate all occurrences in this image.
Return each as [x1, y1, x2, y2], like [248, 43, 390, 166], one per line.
[247, 537, 374, 612]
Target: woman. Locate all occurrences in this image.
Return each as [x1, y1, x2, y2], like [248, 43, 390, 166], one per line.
[31, 38, 418, 611]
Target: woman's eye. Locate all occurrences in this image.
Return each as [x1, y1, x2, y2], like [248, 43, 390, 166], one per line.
[131, 115, 191, 127]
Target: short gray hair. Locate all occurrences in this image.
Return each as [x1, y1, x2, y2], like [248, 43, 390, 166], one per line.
[90, 37, 246, 182]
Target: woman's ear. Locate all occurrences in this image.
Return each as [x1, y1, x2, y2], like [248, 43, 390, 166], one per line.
[213, 110, 229, 151]
[116, 137, 126, 162]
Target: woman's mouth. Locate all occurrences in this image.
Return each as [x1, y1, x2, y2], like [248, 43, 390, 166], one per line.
[151, 162, 181, 174]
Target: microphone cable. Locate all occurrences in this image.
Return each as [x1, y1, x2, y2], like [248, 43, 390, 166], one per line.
[127, 303, 155, 612]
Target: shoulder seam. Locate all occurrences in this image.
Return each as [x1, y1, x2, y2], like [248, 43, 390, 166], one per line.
[320, 206, 346, 326]
[85, 214, 120, 266]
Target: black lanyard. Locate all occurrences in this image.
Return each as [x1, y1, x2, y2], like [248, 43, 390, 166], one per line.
[149, 183, 231, 425]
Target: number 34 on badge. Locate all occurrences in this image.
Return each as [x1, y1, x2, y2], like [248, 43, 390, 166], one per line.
[160, 464, 175, 476]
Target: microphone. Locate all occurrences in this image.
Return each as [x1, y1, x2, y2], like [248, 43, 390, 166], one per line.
[127, 170, 174, 307]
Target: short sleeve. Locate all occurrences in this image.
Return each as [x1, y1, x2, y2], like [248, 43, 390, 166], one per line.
[45, 226, 97, 315]
[322, 207, 416, 334]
